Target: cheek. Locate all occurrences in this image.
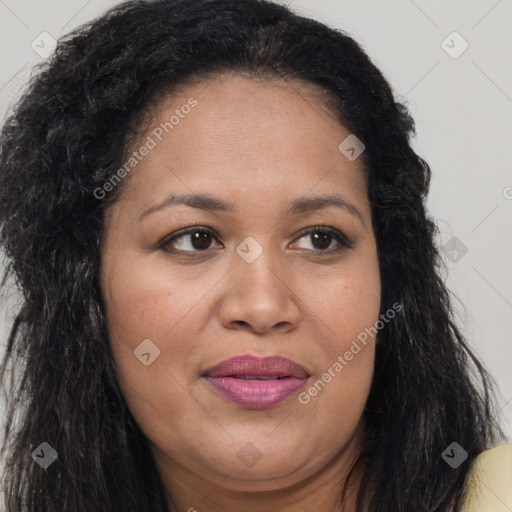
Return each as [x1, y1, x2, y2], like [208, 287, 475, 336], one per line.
[325, 283, 381, 348]
[102, 257, 212, 351]
[100, 261, 210, 435]
[100, 261, 211, 421]
[310, 261, 381, 348]
[299, 263, 380, 407]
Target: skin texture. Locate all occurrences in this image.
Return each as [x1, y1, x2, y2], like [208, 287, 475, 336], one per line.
[99, 73, 381, 512]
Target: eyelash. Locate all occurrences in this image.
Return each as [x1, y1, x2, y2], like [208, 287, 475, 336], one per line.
[160, 225, 353, 256]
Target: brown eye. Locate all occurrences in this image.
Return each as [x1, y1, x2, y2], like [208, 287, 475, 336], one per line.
[310, 231, 333, 250]
[163, 227, 220, 253]
[293, 227, 352, 253]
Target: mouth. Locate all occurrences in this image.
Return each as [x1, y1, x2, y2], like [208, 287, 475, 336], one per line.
[202, 354, 310, 408]
[226, 375, 289, 380]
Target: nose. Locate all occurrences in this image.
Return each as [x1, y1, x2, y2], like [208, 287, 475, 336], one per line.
[218, 243, 301, 334]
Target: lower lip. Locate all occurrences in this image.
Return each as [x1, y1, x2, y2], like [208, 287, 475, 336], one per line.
[204, 376, 308, 408]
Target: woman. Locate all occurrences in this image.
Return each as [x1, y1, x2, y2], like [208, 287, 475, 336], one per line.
[0, 0, 507, 510]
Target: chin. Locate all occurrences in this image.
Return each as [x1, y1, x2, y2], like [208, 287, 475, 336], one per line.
[213, 462, 313, 492]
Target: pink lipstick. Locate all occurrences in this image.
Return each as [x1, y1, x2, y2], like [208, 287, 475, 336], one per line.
[203, 354, 309, 408]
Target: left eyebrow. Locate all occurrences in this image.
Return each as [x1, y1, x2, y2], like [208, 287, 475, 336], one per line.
[137, 192, 364, 225]
[285, 194, 364, 225]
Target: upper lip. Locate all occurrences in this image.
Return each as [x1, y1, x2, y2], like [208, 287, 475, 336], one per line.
[203, 354, 309, 379]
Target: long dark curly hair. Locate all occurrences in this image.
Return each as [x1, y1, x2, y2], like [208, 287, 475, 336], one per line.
[0, 0, 504, 510]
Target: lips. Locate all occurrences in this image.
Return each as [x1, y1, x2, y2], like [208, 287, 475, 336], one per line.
[204, 354, 309, 379]
[203, 355, 309, 408]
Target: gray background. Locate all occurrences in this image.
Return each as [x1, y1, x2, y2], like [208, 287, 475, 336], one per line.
[0, 0, 511, 457]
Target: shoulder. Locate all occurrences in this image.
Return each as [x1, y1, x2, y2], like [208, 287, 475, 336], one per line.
[460, 443, 512, 512]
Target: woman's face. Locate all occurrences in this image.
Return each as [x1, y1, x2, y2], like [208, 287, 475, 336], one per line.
[100, 73, 381, 504]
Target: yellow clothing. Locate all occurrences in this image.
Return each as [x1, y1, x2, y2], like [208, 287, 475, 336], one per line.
[461, 444, 512, 511]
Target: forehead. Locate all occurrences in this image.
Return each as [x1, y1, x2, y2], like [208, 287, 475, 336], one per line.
[113, 73, 368, 218]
